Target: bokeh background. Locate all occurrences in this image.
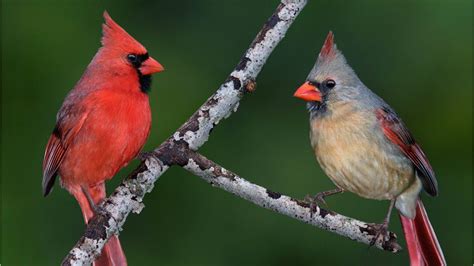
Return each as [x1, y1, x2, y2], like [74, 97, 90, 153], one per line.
[1, 0, 472, 265]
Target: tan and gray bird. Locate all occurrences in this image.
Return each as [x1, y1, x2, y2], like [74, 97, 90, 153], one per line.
[294, 32, 445, 266]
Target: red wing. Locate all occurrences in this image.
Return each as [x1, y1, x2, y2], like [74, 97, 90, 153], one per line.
[42, 131, 65, 196]
[42, 104, 88, 196]
[376, 107, 438, 196]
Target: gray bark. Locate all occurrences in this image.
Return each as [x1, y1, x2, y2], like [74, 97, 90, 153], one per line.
[62, 1, 401, 265]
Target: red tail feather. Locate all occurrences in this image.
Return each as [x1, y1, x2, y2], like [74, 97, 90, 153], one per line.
[399, 200, 446, 266]
[71, 184, 127, 266]
[93, 235, 127, 266]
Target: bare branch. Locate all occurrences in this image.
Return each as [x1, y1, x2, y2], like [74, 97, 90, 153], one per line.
[182, 151, 402, 253]
[62, 0, 308, 264]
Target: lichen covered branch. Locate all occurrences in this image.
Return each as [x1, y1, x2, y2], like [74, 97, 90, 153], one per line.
[182, 151, 402, 253]
[62, 1, 307, 265]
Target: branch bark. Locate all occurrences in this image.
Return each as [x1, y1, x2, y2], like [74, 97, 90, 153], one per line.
[183, 151, 401, 253]
[62, 1, 401, 265]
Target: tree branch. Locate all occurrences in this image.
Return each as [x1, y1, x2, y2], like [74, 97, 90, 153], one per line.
[62, 0, 401, 264]
[182, 151, 401, 253]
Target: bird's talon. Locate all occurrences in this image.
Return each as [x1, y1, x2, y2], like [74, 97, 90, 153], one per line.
[304, 194, 321, 218]
[305, 193, 328, 207]
[369, 223, 389, 246]
[90, 199, 108, 217]
[315, 193, 328, 206]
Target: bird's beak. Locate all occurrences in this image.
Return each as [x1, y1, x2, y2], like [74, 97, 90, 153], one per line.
[293, 81, 321, 102]
[140, 57, 164, 75]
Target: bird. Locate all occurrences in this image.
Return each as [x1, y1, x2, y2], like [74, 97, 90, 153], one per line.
[293, 31, 445, 266]
[42, 11, 164, 266]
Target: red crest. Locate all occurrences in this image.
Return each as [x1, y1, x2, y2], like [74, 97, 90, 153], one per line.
[101, 11, 146, 54]
[319, 31, 336, 60]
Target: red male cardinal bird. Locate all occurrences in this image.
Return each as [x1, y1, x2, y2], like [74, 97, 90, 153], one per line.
[42, 12, 164, 266]
[293, 32, 445, 266]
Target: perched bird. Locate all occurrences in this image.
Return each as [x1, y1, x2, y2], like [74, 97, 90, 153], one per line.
[42, 11, 164, 266]
[293, 32, 445, 265]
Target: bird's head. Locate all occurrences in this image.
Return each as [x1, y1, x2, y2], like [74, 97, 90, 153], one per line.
[294, 32, 365, 114]
[95, 11, 164, 92]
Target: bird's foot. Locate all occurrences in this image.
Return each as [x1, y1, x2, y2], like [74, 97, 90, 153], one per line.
[138, 151, 158, 161]
[314, 192, 329, 206]
[306, 192, 329, 206]
[91, 201, 108, 218]
[304, 194, 326, 217]
[303, 188, 343, 218]
[369, 221, 389, 246]
[81, 187, 107, 219]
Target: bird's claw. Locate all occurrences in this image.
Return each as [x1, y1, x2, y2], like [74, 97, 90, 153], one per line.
[314, 192, 328, 206]
[304, 194, 325, 218]
[369, 222, 389, 246]
[91, 200, 107, 217]
[81, 186, 108, 221]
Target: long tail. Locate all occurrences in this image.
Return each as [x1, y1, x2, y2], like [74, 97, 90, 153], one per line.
[71, 184, 127, 266]
[93, 235, 127, 266]
[399, 200, 446, 266]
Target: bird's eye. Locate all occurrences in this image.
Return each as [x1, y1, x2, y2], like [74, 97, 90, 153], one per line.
[127, 54, 138, 63]
[324, 79, 336, 89]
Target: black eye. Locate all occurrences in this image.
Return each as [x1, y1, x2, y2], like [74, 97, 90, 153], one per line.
[324, 79, 336, 89]
[127, 54, 138, 63]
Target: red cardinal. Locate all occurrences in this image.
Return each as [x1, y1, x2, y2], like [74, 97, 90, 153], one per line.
[42, 11, 163, 266]
[294, 32, 445, 266]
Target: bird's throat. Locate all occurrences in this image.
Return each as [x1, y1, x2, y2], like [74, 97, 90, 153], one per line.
[307, 101, 327, 118]
[138, 72, 152, 93]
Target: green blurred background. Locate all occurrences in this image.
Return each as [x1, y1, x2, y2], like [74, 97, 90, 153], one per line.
[1, 0, 472, 265]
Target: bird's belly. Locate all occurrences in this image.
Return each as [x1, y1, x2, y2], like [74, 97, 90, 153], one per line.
[60, 94, 151, 188]
[317, 151, 413, 200]
[311, 113, 414, 200]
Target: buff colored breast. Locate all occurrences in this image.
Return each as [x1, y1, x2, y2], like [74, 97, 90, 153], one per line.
[310, 103, 415, 200]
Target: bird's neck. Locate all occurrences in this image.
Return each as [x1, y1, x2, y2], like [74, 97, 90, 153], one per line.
[309, 100, 357, 122]
[308, 101, 327, 119]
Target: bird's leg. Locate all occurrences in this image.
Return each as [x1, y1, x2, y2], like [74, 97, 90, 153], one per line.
[304, 187, 344, 217]
[81, 186, 106, 218]
[370, 198, 396, 246]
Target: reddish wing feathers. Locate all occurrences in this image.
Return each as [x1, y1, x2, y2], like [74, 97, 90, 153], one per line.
[376, 107, 438, 196]
[43, 12, 149, 197]
[42, 132, 65, 196]
[42, 105, 89, 196]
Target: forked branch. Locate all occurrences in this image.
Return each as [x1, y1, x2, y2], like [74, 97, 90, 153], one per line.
[62, 1, 401, 265]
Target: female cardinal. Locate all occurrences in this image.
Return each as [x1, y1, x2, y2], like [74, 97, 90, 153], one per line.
[42, 12, 163, 266]
[293, 32, 445, 266]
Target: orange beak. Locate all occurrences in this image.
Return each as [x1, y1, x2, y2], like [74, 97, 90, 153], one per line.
[293, 81, 321, 102]
[140, 56, 164, 75]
